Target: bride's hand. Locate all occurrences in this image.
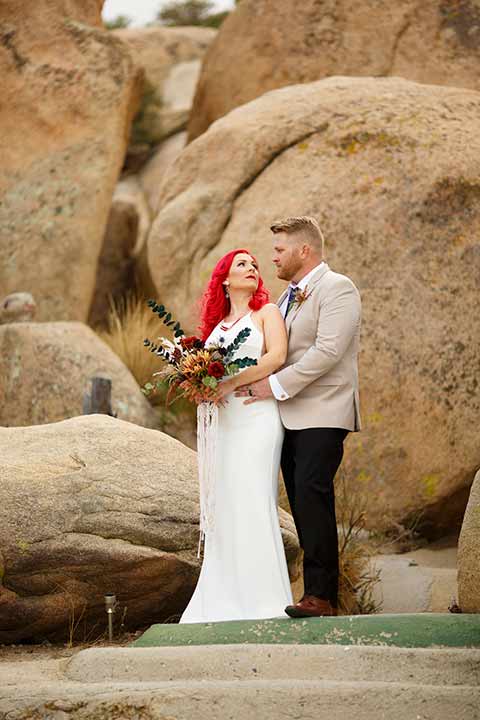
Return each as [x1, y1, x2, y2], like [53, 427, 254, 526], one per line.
[216, 378, 237, 401]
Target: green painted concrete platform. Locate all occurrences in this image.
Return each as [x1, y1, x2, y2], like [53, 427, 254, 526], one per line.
[132, 613, 480, 649]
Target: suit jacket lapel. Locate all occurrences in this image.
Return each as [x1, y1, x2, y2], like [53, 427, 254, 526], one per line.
[285, 263, 330, 334]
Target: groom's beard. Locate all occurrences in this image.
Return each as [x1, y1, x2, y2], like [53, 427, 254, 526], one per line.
[276, 261, 303, 282]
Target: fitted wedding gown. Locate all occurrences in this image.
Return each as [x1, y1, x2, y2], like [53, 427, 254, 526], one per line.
[179, 311, 293, 623]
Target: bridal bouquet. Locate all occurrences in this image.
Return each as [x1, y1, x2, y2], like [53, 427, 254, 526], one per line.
[142, 299, 257, 405]
[142, 299, 258, 556]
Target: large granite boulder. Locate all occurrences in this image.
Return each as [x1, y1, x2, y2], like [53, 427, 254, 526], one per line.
[0, 0, 143, 322]
[189, 0, 480, 140]
[0, 322, 156, 428]
[0, 415, 300, 642]
[114, 26, 215, 147]
[147, 76, 480, 537]
[458, 469, 480, 612]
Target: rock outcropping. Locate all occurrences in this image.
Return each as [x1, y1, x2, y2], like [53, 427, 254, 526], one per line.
[0, 0, 143, 322]
[0, 415, 300, 642]
[458, 469, 480, 613]
[148, 76, 480, 535]
[0, 293, 36, 324]
[115, 26, 215, 147]
[189, 0, 480, 140]
[0, 322, 156, 428]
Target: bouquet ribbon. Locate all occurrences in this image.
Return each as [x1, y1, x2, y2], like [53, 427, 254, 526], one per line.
[196, 401, 219, 557]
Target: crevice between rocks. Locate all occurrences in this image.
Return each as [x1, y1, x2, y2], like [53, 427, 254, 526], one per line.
[202, 123, 330, 264]
[384, 11, 414, 76]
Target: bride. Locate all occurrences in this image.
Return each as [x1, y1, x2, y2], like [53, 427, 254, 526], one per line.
[179, 248, 294, 623]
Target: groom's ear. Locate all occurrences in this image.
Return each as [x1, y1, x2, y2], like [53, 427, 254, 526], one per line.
[299, 243, 311, 259]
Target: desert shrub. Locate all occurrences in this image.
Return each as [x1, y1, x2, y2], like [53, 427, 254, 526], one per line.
[104, 15, 131, 30]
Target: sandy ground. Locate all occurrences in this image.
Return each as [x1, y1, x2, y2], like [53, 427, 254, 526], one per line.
[0, 629, 145, 666]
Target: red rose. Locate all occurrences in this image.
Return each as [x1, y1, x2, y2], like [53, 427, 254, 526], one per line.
[207, 361, 225, 379]
[180, 335, 201, 350]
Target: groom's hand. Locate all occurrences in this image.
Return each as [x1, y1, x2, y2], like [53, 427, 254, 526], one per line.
[235, 378, 273, 404]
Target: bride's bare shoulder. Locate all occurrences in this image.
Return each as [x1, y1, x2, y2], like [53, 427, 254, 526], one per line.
[257, 303, 281, 316]
[254, 303, 284, 327]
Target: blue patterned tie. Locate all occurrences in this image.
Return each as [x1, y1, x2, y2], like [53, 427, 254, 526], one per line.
[285, 285, 298, 317]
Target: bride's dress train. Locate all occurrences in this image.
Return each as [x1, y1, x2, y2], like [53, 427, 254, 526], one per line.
[180, 311, 293, 623]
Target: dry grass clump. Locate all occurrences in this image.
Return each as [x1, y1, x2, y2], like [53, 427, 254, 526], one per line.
[97, 292, 197, 447]
[336, 469, 382, 614]
[97, 292, 167, 392]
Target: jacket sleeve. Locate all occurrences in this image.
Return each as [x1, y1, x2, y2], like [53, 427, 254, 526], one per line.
[274, 278, 361, 398]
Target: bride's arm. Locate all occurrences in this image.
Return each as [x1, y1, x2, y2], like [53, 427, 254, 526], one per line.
[219, 304, 287, 394]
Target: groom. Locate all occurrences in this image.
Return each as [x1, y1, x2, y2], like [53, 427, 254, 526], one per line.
[236, 216, 361, 617]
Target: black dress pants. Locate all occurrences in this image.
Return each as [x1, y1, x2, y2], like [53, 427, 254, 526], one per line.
[281, 427, 349, 608]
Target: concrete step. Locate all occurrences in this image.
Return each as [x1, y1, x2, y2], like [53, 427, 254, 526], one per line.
[2, 643, 480, 719]
[65, 643, 480, 686]
[2, 675, 479, 720]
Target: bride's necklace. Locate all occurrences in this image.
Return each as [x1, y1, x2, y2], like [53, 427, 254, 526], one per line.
[220, 310, 250, 332]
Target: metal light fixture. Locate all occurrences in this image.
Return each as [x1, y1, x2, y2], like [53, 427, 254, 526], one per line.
[104, 593, 118, 641]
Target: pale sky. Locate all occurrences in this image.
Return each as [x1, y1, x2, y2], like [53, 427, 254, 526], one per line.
[103, 0, 235, 26]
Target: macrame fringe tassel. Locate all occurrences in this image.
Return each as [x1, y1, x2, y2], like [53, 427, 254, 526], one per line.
[196, 402, 218, 558]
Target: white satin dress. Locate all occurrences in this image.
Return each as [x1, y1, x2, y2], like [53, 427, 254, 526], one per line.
[179, 311, 293, 623]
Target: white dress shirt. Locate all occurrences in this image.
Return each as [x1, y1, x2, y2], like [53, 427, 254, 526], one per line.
[269, 262, 325, 401]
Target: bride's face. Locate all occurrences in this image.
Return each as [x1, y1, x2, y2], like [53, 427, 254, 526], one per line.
[227, 253, 260, 293]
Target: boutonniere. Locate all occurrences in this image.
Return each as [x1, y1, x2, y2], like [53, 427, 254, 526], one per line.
[293, 285, 313, 308]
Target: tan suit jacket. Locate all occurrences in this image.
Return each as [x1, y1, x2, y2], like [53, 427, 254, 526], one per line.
[275, 263, 361, 432]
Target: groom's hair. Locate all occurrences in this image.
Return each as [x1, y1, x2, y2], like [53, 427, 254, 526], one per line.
[270, 216, 325, 257]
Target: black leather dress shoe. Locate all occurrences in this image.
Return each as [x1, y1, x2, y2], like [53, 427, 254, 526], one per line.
[285, 594, 338, 618]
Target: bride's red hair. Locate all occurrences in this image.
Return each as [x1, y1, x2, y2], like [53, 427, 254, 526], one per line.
[198, 249, 270, 341]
